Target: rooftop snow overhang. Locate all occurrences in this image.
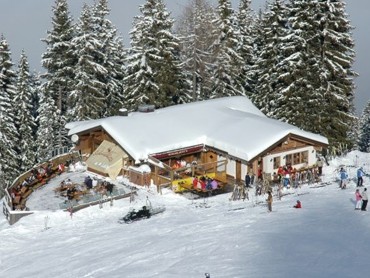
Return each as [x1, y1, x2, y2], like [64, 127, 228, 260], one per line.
[247, 132, 329, 163]
[65, 97, 329, 164]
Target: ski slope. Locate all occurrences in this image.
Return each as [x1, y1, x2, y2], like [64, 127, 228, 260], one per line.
[1, 151, 369, 278]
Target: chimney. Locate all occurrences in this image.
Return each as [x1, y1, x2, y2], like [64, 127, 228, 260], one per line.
[138, 104, 155, 113]
[118, 108, 128, 116]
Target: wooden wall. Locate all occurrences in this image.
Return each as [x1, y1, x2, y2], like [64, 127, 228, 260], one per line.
[77, 129, 118, 158]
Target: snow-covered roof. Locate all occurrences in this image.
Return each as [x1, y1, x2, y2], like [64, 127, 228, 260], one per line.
[66, 96, 328, 162]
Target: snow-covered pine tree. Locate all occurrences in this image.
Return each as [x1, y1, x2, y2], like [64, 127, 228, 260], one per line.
[253, 0, 356, 153]
[29, 72, 41, 127]
[358, 101, 370, 152]
[69, 3, 107, 120]
[314, 0, 357, 151]
[14, 51, 37, 172]
[124, 0, 190, 112]
[29, 72, 42, 152]
[91, 0, 126, 117]
[279, 0, 357, 152]
[0, 35, 19, 189]
[236, 0, 256, 96]
[175, 0, 217, 101]
[247, 7, 264, 100]
[209, 0, 245, 99]
[35, 87, 61, 162]
[41, 0, 75, 146]
[252, 0, 290, 115]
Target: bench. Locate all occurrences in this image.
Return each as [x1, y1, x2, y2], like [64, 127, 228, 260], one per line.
[22, 188, 33, 199]
[178, 181, 225, 197]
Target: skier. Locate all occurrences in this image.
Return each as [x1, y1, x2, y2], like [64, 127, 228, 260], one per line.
[355, 189, 362, 210]
[339, 168, 348, 189]
[361, 188, 368, 211]
[357, 167, 366, 187]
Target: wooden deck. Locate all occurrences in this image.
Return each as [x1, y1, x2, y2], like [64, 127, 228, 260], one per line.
[172, 172, 227, 197]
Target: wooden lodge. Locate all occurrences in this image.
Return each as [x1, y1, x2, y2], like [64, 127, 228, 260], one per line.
[65, 96, 329, 193]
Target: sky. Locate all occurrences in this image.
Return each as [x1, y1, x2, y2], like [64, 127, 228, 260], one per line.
[0, 0, 368, 114]
[1, 150, 370, 277]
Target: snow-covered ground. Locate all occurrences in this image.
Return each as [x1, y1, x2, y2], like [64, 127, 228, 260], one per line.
[1, 151, 370, 278]
[25, 163, 130, 211]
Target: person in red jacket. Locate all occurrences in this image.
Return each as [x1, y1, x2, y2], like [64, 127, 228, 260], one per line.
[293, 200, 302, 208]
[192, 177, 199, 189]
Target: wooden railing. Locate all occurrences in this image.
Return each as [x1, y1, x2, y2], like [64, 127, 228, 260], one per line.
[3, 151, 80, 225]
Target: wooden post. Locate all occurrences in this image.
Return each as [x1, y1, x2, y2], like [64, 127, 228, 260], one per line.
[236, 160, 241, 184]
[154, 166, 158, 185]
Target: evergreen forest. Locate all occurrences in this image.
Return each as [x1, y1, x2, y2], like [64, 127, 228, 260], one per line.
[0, 0, 369, 195]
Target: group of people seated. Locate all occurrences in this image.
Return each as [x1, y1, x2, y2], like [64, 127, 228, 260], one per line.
[11, 163, 62, 199]
[172, 159, 187, 170]
[192, 176, 219, 191]
[172, 159, 199, 175]
[31, 162, 64, 182]
[59, 176, 116, 201]
[9, 161, 68, 209]
[66, 186, 78, 200]
[54, 175, 117, 202]
[58, 178, 73, 190]
[84, 176, 115, 195]
[56, 179, 81, 200]
[95, 181, 115, 196]
[9, 185, 24, 206]
[272, 165, 319, 188]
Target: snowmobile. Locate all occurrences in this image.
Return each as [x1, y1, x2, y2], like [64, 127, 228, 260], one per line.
[119, 205, 166, 224]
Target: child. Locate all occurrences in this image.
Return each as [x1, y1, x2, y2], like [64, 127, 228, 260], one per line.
[293, 200, 302, 208]
[355, 189, 362, 210]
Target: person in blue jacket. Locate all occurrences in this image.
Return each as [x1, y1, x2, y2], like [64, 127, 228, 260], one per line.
[357, 167, 366, 187]
[339, 167, 348, 189]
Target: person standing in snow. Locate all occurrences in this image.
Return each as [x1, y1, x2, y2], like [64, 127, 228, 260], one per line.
[317, 158, 324, 176]
[250, 171, 255, 185]
[361, 188, 368, 211]
[245, 173, 251, 188]
[266, 191, 273, 212]
[355, 189, 362, 210]
[339, 168, 348, 189]
[357, 167, 366, 187]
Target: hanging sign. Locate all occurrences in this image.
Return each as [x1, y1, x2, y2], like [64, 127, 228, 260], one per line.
[151, 144, 204, 160]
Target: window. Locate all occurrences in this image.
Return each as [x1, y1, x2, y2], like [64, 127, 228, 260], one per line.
[51, 147, 70, 158]
[285, 154, 292, 166]
[287, 150, 309, 166]
[301, 151, 308, 164]
[273, 157, 281, 169]
[293, 153, 300, 165]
